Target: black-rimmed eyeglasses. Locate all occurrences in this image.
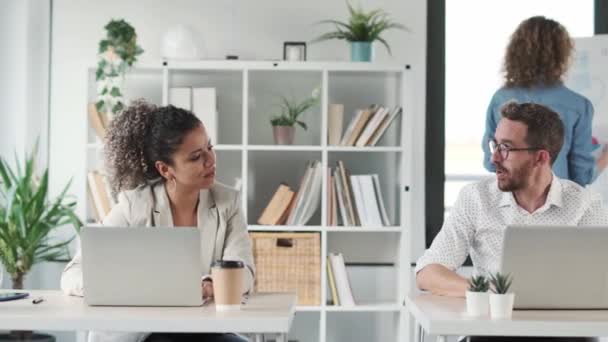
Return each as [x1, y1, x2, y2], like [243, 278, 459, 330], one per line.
[489, 140, 543, 160]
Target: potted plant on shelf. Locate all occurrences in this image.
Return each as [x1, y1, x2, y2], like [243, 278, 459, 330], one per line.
[311, 1, 408, 62]
[489, 272, 515, 319]
[466, 275, 490, 317]
[270, 87, 320, 145]
[92, 19, 144, 139]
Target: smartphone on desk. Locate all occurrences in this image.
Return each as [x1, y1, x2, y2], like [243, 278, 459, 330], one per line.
[0, 292, 29, 302]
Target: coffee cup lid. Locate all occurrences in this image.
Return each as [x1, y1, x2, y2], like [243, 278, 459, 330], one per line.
[212, 260, 244, 268]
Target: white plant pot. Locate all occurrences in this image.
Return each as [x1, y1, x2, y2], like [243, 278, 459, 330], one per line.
[490, 293, 515, 319]
[465, 291, 489, 317]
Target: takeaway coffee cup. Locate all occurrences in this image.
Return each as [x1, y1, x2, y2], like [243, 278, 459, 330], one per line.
[211, 260, 245, 311]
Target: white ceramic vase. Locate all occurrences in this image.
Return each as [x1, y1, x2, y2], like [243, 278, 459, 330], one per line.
[490, 293, 515, 319]
[466, 291, 489, 317]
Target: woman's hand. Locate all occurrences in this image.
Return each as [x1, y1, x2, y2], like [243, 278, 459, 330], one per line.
[597, 145, 608, 173]
[202, 279, 214, 299]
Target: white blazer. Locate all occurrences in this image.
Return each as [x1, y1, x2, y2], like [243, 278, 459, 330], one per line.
[61, 181, 255, 342]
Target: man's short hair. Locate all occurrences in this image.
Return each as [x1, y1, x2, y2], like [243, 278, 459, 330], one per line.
[500, 102, 564, 165]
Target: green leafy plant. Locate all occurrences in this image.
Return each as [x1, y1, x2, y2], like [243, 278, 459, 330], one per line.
[311, 1, 408, 55]
[0, 145, 82, 289]
[468, 275, 490, 292]
[95, 19, 144, 117]
[270, 87, 320, 130]
[490, 272, 513, 294]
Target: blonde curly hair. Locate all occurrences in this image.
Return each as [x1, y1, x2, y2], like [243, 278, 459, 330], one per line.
[503, 16, 573, 88]
[104, 99, 202, 194]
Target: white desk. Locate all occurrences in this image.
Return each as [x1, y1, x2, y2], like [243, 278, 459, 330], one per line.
[407, 294, 608, 342]
[0, 290, 296, 342]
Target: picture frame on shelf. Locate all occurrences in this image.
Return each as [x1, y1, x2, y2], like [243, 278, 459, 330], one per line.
[283, 41, 307, 61]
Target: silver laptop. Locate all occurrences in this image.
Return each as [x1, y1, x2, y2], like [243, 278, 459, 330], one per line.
[81, 226, 203, 306]
[500, 225, 608, 309]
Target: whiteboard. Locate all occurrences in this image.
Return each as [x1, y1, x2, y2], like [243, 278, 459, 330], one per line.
[565, 34, 608, 138]
[565, 35, 608, 196]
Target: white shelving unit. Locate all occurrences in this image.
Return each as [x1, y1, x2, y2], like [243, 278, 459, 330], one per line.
[85, 60, 419, 342]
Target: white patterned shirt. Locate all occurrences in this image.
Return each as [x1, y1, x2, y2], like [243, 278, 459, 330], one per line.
[416, 175, 608, 276]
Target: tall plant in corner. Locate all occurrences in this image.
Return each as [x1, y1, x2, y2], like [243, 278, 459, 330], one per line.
[0, 145, 81, 289]
[311, 1, 408, 62]
[95, 19, 143, 119]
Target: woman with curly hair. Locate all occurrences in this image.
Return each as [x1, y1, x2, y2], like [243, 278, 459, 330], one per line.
[61, 100, 253, 342]
[482, 16, 608, 186]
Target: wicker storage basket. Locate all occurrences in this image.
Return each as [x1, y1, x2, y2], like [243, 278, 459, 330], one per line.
[250, 232, 321, 305]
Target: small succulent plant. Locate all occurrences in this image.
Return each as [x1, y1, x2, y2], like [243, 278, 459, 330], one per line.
[468, 275, 490, 292]
[490, 272, 513, 294]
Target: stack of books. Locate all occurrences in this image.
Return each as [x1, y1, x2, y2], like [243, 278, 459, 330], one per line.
[327, 253, 355, 306]
[326, 161, 390, 227]
[257, 161, 323, 226]
[338, 105, 402, 147]
[86, 170, 116, 222]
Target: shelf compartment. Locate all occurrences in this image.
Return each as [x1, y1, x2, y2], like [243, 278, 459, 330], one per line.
[248, 70, 322, 146]
[247, 150, 322, 226]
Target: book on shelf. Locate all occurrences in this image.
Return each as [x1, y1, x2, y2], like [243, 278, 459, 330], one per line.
[294, 162, 323, 225]
[88, 103, 108, 141]
[328, 253, 355, 306]
[337, 161, 360, 226]
[257, 183, 295, 225]
[355, 106, 390, 147]
[372, 174, 391, 226]
[87, 171, 114, 222]
[326, 168, 333, 226]
[349, 175, 369, 226]
[286, 161, 314, 225]
[169, 87, 218, 144]
[256, 161, 321, 226]
[330, 162, 391, 227]
[326, 256, 340, 305]
[192, 88, 218, 144]
[359, 175, 384, 226]
[340, 105, 378, 146]
[327, 104, 344, 146]
[366, 106, 403, 146]
[333, 168, 350, 226]
[330, 170, 338, 226]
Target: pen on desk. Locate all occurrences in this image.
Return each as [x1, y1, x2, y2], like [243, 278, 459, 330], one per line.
[32, 297, 44, 304]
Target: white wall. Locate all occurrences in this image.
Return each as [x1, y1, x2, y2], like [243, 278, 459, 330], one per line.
[0, 0, 51, 289]
[0, 0, 50, 165]
[0, 1, 28, 162]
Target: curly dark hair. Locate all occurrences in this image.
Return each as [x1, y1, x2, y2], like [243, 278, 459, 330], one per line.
[501, 102, 564, 164]
[104, 100, 202, 193]
[503, 16, 573, 88]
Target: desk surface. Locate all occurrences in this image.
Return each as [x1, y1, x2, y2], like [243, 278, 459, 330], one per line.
[407, 294, 608, 337]
[0, 290, 296, 333]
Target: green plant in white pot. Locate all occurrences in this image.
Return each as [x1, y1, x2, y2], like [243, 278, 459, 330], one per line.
[0, 146, 81, 341]
[270, 87, 320, 145]
[466, 275, 490, 317]
[95, 19, 143, 120]
[311, 1, 408, 62]
[0, 147, 81, 290]
[489, 272, 514, 319]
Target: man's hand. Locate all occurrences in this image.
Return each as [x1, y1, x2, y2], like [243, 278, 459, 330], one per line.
[202, 280, 214, 299]
[416, 264, 469, 297]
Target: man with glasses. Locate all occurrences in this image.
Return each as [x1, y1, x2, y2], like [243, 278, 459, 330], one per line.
[416, 102, 608, 300]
